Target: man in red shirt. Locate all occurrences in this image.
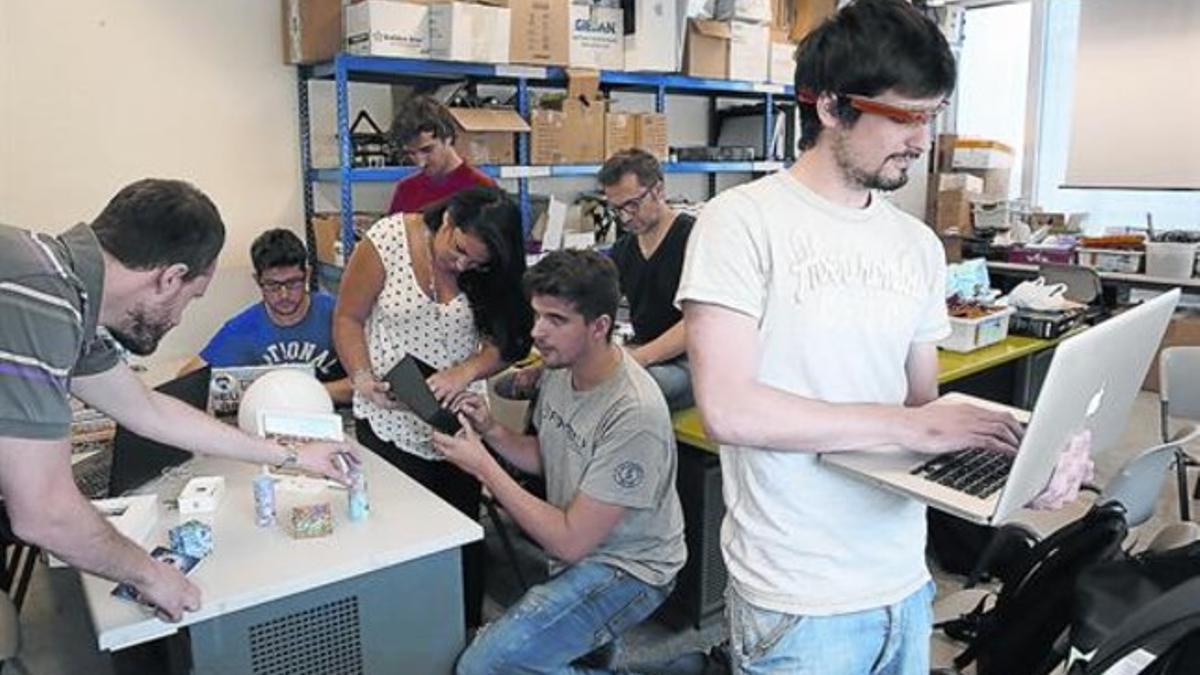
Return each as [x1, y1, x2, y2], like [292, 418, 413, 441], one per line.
[388, 96, 495, 214]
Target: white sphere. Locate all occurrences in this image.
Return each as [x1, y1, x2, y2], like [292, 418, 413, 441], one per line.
[237, 369, 333, 435]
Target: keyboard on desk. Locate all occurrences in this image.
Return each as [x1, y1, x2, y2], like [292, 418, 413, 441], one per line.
[71, 445, 113, 500]
[911, 448, 1014, 499]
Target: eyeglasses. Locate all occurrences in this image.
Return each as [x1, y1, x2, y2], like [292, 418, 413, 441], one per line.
[796, 89, 948, 126]
[611, 183, 658, 217]
[258, 277, 306, 294]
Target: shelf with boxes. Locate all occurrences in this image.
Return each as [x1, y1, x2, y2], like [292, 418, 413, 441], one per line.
[297, 53, 795, 272]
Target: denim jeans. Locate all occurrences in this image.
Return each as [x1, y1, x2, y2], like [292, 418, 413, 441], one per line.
[646, 355, 693, 412]
[727, 581, 935, 675]
[456, 561, 672, 675]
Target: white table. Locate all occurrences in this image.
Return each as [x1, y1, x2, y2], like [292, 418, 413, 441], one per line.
[79, 447, 482, 674]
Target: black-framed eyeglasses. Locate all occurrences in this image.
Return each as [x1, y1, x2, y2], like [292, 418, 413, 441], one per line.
[611, 183, 658, 216]
[258, 278, 307, 294]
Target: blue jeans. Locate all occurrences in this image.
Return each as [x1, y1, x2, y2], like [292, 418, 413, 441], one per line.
[456, 561, 672, 675]
[727, 581, 935, 675]
[646, 356, 693, 412]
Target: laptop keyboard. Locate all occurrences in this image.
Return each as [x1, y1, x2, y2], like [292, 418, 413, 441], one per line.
[72, 445, 113, 500]
[911, 448, 1014, 499]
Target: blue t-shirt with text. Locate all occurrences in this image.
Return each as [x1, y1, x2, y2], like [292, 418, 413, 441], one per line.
[199, 292, 344, 381]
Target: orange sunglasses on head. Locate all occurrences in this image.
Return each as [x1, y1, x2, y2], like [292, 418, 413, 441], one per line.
[796, 89, 948, 126]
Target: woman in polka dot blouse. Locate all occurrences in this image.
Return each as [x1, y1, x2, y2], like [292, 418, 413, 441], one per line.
[334, 187, 532, 629]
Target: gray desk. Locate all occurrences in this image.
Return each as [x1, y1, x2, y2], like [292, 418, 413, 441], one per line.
[79, 448, 481, 674]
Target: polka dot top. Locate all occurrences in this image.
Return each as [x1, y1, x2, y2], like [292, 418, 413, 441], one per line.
[354, 214, 485, 460]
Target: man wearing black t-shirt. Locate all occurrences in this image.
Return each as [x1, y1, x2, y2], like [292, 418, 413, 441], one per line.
[600, 150, 695, 411]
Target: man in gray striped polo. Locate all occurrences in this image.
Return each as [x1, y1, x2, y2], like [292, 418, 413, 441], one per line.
[0, 179, 357, 622]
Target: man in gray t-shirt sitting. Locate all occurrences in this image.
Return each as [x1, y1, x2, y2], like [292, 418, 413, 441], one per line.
[434, 249, 686, 674]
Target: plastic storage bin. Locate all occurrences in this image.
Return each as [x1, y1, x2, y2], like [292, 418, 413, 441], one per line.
[1145, 241, 1198, 279]
[1076, 248, 1144, 274]
[940, 306, 1015, 353]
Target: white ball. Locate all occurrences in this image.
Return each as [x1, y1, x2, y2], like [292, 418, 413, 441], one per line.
[237, 369, 333, 435]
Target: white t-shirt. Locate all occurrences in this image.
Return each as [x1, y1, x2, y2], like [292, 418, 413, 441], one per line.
[354, 214, 484, 460]
[676, 170, 951, 616]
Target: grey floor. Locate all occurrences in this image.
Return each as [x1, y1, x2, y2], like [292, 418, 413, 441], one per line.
[10, 390, 1197, 674]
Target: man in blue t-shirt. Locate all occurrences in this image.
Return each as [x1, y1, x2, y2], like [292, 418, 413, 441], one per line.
[180, 229, 350, 404]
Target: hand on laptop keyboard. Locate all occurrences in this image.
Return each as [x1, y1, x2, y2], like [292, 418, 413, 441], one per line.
[905, 400, 1023, 456]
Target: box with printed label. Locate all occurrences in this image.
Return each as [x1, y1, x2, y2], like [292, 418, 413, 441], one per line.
[569, 4, 624, 70]
[605, 112, 636, 159]
[492, 0, 569, 65]
[429, 2, 511, 63]
[530, 109, 567, 164]
[625, 0, 680, 72]
[344, 0, 430, 59]
[729, 21, 770, 83]
[634, 113, 669, 161]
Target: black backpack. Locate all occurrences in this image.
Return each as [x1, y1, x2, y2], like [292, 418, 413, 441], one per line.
[1074, 576, 1200, 675]
[943, 502, 1130, 675]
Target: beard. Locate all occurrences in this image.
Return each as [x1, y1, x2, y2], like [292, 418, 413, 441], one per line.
[108, 305, 172, 356]
[832, 131, 917, 192]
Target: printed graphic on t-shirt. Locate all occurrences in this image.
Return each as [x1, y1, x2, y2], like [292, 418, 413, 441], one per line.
[261, 341, 338, 377]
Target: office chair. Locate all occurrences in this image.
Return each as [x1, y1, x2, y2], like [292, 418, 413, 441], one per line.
[1158, 346, 1200, 520]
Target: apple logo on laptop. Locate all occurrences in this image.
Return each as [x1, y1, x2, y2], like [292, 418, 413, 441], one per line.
[1085, 385, 1106, 418]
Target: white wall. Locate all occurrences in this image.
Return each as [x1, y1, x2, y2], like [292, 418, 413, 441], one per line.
[0, 1, 312, 367]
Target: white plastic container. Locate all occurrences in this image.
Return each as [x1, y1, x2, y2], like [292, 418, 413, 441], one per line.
[940, 306, 1015, 353]
[1076, 248, 1144, 274]
[1145, 241, 1198, 279]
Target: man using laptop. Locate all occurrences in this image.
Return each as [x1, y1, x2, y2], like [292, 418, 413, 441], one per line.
[0, 179, 357, 623]
[432, 250, 685, 674]
[677, 2, 1022, 672]
[179, 228, 351, 404]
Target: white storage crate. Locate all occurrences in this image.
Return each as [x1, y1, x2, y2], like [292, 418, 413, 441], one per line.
[940, 306, 1015, 353]
[1076, 248, 1144, 274]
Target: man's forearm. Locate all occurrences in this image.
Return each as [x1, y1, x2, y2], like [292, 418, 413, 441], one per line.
[133, 392, 289, 466]
[462, 343, 507, 381]
[481, 423, 542, 475]
[631, 322, 686, 366]
[478, 459, 576, 560]
[20, 492, 158, 588]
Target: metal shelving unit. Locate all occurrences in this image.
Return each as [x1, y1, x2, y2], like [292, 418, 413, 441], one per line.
[297, 54, 795, 266]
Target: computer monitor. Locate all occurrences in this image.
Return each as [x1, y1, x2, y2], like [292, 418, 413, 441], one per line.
[107, 366, 211, 496]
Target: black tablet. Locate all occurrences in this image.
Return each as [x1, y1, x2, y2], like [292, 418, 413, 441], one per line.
[383, 354, 462, 435]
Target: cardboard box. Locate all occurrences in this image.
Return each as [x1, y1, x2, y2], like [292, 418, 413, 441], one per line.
[768, 40, 795, 86]
[935, 188, 976, 235]
[789, 0, 837, 42]
[562, 98, 606, 163]
[730, 20, 770, 83]
[448, 107, 528, 165]
[634, 113, 669, 161]
[312, 212, 377, 266]
[282, 0, 341, 64]
[605, 112, 636, 159]
[952, 138, 1016, 170]
[962, 167, 1011, 200]
[684, 19, 731, 79]
[1143, 310, 1200, 392]
[938, 172, 984, 193]
[625, 0, 679, 72]
[718, 0, 773, 23]
[429, 2, 511, 63]
[569, 3, 623, 70]
[771, 0, 794, 34]
[530, 109, 567, 164]
[344, 0, 430, 58]
[500, 0, 569, 65]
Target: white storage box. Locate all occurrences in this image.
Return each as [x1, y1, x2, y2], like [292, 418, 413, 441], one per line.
[952, 138, 1015, 170]
[179, 476, 226, 517]
[768, 41, 795, 86]
[1145, 241, 1198, 279]
[940, 306, 1015, 353]
[344, 0, 430, 58]
[1076, 248, 1144, 274]
[729, 20, 769, 83]
[429, 2, 510, 63]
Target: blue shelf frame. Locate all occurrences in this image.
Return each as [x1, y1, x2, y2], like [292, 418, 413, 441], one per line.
[298, 54, 795, 266]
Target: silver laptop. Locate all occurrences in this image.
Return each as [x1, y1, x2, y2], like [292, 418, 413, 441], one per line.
[208, 363, 315, 416]
[821, 288, 1180, 525]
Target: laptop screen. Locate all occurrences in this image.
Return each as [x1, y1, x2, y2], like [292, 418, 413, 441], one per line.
[107, 366, 211, 496]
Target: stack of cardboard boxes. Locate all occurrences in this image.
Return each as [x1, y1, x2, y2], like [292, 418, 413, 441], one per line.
[932, 134, 1015, 235]
[530, 70, 668, 164]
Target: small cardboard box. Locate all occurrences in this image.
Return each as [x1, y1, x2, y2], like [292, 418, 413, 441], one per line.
[634, 113, 669, 161]
[625, 0, 680, 72]
[448, 107, 529, 165]
[952, 138, 1016, 170]
[312, 212, 377, 266]
[569, 3, 624, 70]
[562, 98, 606, 163]
[530, 109, 568, 164]
[767, 40, 795, 86]
[938, 172, 985, 193]
[1144, 310, 1200, 392]
[788, 0, 837, 42]
[605, 112, 637, 159]
[730, 20, 770, 83]
[344, 0, 430, 58]
[429, 1, 511, 63]
[497, 0, 569, 66]
[684, 19, 731, 80]
[962, 167, 1011, 200]
[282, 0, 341, 65]
[935, 188, 976, 235]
